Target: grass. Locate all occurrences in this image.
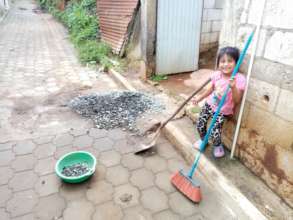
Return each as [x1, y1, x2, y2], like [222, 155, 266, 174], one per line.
[151, 74, 168, 82]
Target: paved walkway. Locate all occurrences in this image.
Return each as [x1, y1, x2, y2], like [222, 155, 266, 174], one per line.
[0, 0, 250, 219]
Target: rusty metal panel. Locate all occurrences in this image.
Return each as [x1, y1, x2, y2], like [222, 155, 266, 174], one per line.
[97, 0, 139, 54]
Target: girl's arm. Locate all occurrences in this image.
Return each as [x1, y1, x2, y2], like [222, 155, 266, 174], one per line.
[192, 81, 214, 104]
[230, 78, 244, 105]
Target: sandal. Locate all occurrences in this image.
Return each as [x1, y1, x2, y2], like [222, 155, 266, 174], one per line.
[193, 139, 203, 151]
[213, 145, 225, 158]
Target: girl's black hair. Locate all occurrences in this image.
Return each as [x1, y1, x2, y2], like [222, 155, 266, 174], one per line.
[216, 47, 240, 67]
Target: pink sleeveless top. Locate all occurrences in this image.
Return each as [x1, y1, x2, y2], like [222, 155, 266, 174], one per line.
[206, 71, 246, 115]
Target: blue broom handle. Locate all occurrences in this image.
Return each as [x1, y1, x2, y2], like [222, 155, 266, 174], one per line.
[188, 32, 254, 178]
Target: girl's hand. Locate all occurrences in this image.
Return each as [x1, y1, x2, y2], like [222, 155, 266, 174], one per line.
[229, 78, 236, 89]
[229, 78, 243, 105]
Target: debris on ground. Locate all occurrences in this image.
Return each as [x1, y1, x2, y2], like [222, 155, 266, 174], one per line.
[119, 193, 133, 203]
[69, 91, 164, 132]
[61, 163, 90, 177]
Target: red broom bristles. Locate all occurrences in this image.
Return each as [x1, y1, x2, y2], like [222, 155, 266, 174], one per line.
[171, 171, 202, 203]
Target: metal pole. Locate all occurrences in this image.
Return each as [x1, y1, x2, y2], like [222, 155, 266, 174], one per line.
[230, 0, 267, 159]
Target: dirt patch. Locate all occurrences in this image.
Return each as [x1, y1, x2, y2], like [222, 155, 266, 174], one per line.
[9, 86, 85, 131]
[263, 144, 286, 184]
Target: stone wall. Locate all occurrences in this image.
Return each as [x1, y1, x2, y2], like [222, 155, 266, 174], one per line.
[220, 0, 293, 207]
[200, 0, 224, 52]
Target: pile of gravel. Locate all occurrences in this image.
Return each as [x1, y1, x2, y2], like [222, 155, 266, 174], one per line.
[69, 91, 164, 132]
[61, 163, 89, 177]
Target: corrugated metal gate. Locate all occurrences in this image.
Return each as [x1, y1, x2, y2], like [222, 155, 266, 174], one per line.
[97, 0, 139, 55]
[156, 0, 203, 74]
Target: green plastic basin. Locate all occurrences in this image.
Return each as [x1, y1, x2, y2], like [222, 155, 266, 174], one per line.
[55, 151, 96, 183]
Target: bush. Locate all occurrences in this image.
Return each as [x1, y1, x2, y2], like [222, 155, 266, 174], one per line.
[78, 40, 111, 64]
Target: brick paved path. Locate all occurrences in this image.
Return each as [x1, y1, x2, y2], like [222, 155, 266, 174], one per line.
[0, 0, 248, 219]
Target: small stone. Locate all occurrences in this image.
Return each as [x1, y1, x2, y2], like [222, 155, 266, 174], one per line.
[89, 128, 107, 138]
[35, 174, 61, 196]
[113, 184, 139, 208]
[69, 129, 87, 137]
[120, 193, 132, 203]
[61, 163, 90, 177]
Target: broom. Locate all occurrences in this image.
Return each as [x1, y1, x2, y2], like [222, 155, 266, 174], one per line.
[171, 31, 254, 203]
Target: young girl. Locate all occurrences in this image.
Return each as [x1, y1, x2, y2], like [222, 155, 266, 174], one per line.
[192, 47, 246, 158]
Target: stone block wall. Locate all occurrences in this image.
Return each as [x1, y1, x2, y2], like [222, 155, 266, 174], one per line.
[200, 0, 225, 52]
[219, 0, 293, 207]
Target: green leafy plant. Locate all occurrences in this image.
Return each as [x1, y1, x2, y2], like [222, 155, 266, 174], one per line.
[78, 40, 111, 64]
[151, 74, 168, 82]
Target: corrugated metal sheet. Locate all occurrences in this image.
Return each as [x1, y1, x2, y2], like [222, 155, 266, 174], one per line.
[97, 0, 139, 54]
[156, 0, 203, 74]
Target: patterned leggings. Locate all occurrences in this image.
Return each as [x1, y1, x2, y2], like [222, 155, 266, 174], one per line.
[196, 102, 227, 146]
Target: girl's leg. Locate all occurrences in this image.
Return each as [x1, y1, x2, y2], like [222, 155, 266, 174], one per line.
[210, 113, 226, 157]
[196, 103, 213, 139]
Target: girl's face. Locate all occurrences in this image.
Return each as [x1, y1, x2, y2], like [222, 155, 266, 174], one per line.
[218, 54, 236, 76]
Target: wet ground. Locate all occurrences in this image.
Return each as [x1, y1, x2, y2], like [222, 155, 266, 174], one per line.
[158, 69, 212, 98]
